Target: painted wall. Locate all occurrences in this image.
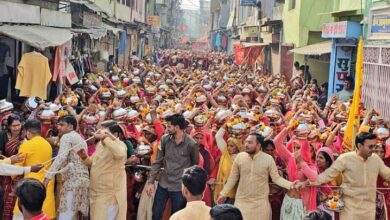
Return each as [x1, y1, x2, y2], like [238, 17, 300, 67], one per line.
[132, 0, 146, 23]
[336, 0, 365, 12]
[6, 0, 57, 10]
[117, 3, 132, 22]
[284, 0, 333, 47]
[94, 0, 114, 16]
[283, 0, 332, 83]
[219, 1, 230, 28]
[283, 0, 302, 47]
[294, 54, 330, 84]
[262, 0, 276, 19]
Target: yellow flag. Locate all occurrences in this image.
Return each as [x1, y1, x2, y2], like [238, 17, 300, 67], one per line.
[343, 37, 363, 151]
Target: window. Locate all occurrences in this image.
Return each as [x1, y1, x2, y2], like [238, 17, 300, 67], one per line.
[289, 0, 296, 10]
[119, 0, 130, 6]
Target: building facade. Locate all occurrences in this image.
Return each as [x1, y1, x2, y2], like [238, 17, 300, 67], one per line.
[283, 0, 333, 84]
[362, 0, 390, 120]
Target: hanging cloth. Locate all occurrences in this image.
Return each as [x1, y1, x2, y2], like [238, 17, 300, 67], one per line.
[16, 52, 52, 100]
[52, 46, 65, 82]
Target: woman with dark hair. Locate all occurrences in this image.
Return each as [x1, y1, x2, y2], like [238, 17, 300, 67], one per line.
[375, 144, 390, 220]
[315, 147, 342, 220]
[213, 126, 244, 205]
[263, 139, 286, 220]
[0, 114, 23, 220]
[304, 210, 332, 220]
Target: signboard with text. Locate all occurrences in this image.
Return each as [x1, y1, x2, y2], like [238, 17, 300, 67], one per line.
[322, 21, 348, 38]
[371, 14, 390, 34]
[368, 6, 390, 39]
[240, 0, 257, 6]
[332, 46, 353, 93]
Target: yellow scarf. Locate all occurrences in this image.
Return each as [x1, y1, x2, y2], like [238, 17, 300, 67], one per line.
[214, 148, 237, 203]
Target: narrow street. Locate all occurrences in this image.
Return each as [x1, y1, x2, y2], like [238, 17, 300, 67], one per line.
[0, 0, 389, 220]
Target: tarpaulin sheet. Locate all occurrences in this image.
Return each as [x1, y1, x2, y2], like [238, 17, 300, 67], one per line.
[0, 25, 72, 50]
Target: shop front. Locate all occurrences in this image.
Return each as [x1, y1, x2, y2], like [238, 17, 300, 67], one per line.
[321, 21, 361, 98]
[0, 1, 72, 103]
[210, 30, 229, 52]
[288, 41, 332, 84]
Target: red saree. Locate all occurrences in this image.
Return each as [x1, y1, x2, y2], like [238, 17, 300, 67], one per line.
[0, 135, 21, 220]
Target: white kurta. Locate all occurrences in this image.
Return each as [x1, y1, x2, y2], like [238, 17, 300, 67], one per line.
[0, 160, 30, 176]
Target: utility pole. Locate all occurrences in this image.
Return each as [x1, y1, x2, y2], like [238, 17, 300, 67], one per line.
[256, 0, 262, 43]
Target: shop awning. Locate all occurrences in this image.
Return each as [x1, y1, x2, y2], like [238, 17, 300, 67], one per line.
[90, 22, 123, 35]
[0, 25, 72, 50]
[289, 41, 332, 55]
[240, 42, 269, 48]
[71, 28, 107, 39]
[82, 22, 123, 36]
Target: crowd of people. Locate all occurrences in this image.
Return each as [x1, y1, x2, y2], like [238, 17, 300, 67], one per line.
[0, 49, 388, 220]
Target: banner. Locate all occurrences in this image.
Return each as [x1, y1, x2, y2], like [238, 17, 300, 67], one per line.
[65, 64, 79, 85]
[118, 31, 126, 55]
[191, 41, 210, 52]
[343, 37, 363, 151]
[233, 43, 264, 66]
[234, 44, 245, 65]
[332, 46, 353, 93]
[147, 16, 160, 33]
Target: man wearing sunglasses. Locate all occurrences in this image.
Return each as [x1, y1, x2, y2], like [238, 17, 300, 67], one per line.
[303, 132, 390, 220]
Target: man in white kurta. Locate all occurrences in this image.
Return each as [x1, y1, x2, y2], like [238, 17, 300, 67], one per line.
[219, 133, 294, 220]
[78, 122, 127, 220]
